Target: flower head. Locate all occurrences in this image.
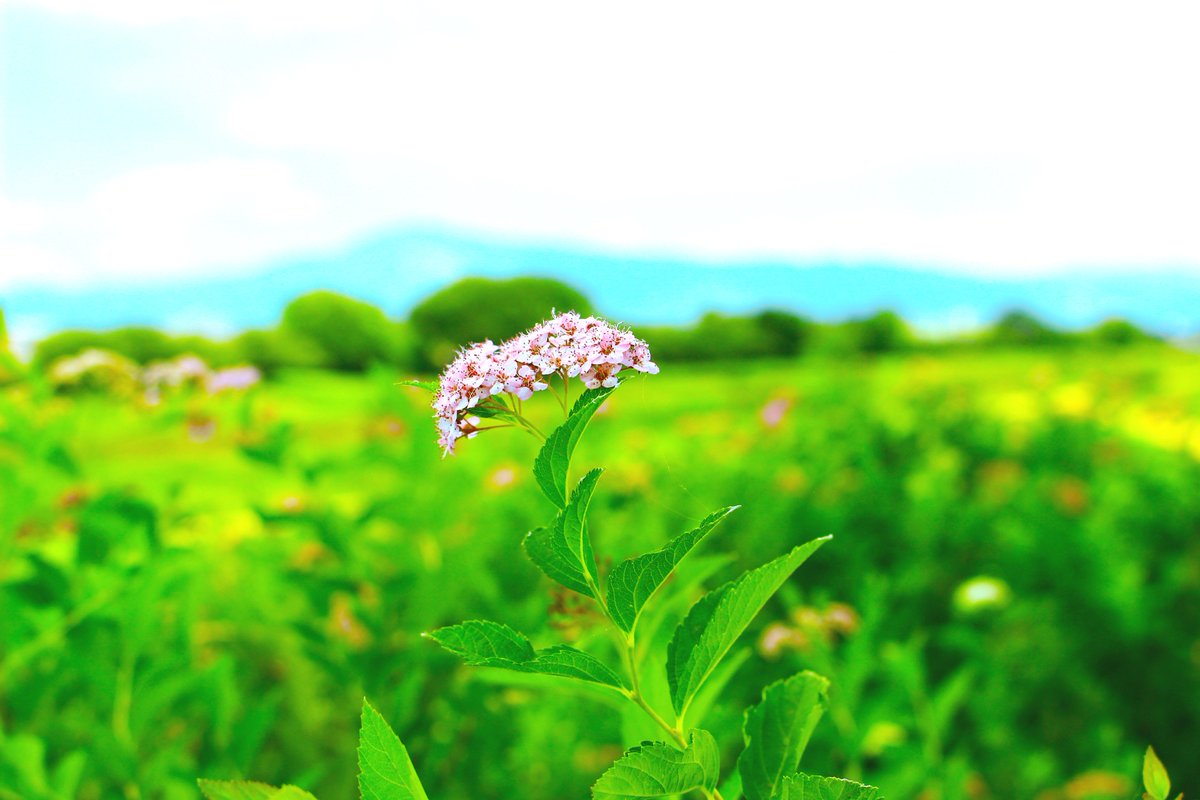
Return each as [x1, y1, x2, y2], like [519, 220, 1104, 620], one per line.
[206, 365, 262, 394]
[431, 312, 658, 455]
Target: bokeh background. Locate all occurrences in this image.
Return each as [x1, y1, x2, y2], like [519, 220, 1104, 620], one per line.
[2, 3, 1199, 799]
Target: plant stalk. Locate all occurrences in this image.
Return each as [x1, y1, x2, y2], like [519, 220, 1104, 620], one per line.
[621, 636, 687, 749]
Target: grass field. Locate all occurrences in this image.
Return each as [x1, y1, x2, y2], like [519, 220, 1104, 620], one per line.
[2, 347, 1198, 799]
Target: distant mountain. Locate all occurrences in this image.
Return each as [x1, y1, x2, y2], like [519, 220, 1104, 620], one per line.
[3, 227, 1198, 344]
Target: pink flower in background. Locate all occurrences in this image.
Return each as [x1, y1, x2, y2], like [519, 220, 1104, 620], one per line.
[431, 312, 658, 455]
[207, 365, 262, 394]
[142, 355, 209, 389]
[761, 397, 792, 427]
[489, 466, 516, 488]
[139, 355, 259, 400]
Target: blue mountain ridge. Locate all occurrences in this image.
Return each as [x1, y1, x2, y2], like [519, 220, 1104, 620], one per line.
[3, 227, 1198, 337]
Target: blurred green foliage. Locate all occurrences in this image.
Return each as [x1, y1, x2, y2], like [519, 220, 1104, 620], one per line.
[637, 310, 813, 362]
[987, 310, 1068, 348]
[844, 311, 914, 355]
[22, 280, 1164, 383]
[280, 291, 411, 372]
[35, 329, 239, 372]
[0, 309, 20, 387]
[1090, 317, 1158, 347]
[409, 277, 593, 368]
[227, 328, 326, 375]
[1, 346, 1197, 799]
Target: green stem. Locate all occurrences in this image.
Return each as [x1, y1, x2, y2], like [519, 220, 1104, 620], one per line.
[584, 530, 689, 752]
[505, 409, 547, 440]
[113, 647, 135, 746]
[621, 635, 687, 749]
[565, 403, 720, 797]
[515, 412, 547, 440]
[546, 377, 568, 415]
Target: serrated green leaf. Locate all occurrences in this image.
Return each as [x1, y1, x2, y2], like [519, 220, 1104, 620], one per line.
[198, 780, 276, 800]
[591, 730, 720, 799]
[607, 506, 739, 633]
[429, 620, 628, 691]
[469, 405, 507, 419]
[522, 645, 629, 687]
[396, 379, 438, 392]
[358, 699, 429, 800]
[687, 648, 752, 734]
[533, 386, 615, 508]
[781, 773, 881, 800]
[739, 671, 830, 800]
[430, 619, 534, 661]
[667, 536, 831, 717]
[1143, 746, 1170, 800]
[198, 780, 317, 800]
[273, 789, 320, 800]
[523, 469, 604, 596]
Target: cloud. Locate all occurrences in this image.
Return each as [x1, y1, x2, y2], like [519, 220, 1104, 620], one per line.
[3, 0, 1200, 286]
[6, 0, 410, 31]
[0, 159, 327, 288]
[218, 1, 1200, 273]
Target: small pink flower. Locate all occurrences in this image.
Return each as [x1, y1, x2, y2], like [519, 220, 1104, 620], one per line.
[489, 467, 516, 488]
[207, 366, 262, 394]
[761, 397, 792, 427]
[429, 312, 659, 455]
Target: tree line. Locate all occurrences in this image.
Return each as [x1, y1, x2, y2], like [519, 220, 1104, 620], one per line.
[10, 277, 1164, 375]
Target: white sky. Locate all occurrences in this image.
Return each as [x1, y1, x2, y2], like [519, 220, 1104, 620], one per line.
[2, 0, 1199, 289]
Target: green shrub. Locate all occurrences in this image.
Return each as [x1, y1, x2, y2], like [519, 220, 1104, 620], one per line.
[638, 310, 811, 362]
[755, 309, 812, 356]
[231, 328, 326, 374]
[409, 277, 592, 368]
[987, 310, 1067, 348]
[104, 327, 184, 363]
[843, 310, 913, 354]
[281, 291, 403, 371]
[34, 330, 108, 367]
[33, 327, 232, 368]
[1089, 317, 1156, 346]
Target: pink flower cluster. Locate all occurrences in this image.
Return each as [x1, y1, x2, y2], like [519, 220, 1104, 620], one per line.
[433, 312, 659, 455]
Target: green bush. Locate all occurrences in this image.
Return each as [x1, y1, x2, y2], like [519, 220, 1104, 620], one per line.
[1089, 317, 1156, 347]
[34, 330, 108, 367]
[28, 293, 412, 376]
[229, 328, 325, 374]
[165, 335, 239, 367]
[638, 310, 812, 362]
[842, 310, 913, 354]
[409, 277, 592, 368]
[987, 310, 1067, 348]
[755, 309, 812, 356]
[97, 327, 177, 363]
[33, 327, 234, 368]
[281, 291, 406, 372]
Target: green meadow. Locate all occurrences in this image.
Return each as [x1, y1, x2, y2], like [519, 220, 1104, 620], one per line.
[2, 347, 1198, 799]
